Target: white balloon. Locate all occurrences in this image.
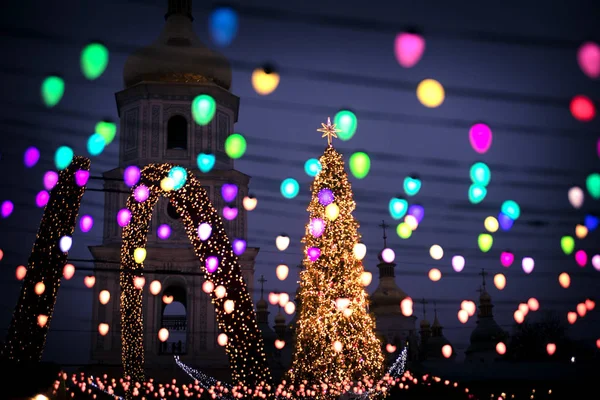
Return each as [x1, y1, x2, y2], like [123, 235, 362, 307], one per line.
[568, 186, 584, 209]
[276, 235, 290, 251]
[59, 236, 73, 252]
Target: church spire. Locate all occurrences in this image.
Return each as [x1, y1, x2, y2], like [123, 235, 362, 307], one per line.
[477, 269, 494, 317]
[379, 219, 389, 249]
[165, 0, 194, 21]
[376, 220, 396, 278]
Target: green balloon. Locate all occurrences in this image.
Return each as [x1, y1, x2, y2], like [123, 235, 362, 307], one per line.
[95, 121, 117, 145]
[81, 42, 109, 80]
[396, 222, 412, 239]
[41, 76, 65, 108]
[54, 146, 74, 170]
[501, 200, 520, 220]
[192, 94, 217, 126]
[560, 236, 575, 255]
[349, 152, 371, 179]
[470, 162, 491, 186]
[225, 133, 247, 159]
[468, 184, 487, 204]
[334, 110, 358, 141]
[478, 233, 493, 253]
[586, 173, 600, 199]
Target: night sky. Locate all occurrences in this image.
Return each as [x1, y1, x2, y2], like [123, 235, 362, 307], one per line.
[0, 0, 599, 367]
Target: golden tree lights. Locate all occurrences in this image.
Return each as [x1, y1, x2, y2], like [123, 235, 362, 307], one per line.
[120, 163, 271, 387]
[2, 156, 90, 362]
[287, 123, 384, 393]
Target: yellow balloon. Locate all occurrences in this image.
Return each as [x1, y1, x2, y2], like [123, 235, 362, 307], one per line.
[484, 216, 499, 233]
[134, 247, 147, 264]
[252, 67, 280, 96]
[325, 203, 340, 221]
[417, 79, 445, 108]
[160, 177, 175, 192]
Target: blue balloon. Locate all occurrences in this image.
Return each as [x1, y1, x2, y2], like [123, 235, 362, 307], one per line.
[498, 212, 514, 231]
[585, 214, 599, 231]
[209, 7, 238, 47]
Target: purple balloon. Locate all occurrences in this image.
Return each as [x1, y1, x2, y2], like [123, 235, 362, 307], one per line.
[221, 184, 238, 203]
[223, 206, 238, 220]
[408, 204, 425, 223]
[117, 209, 132, 227]
[24, 147, 40, 168]
[206, 256, 219, 273]
[498, 212, 514, 231]
[124, 166, 141, 187]
[80, 215, 94, 233]
[157, 224, 171, 240]
[43, 171, 59, 191]
[307, 247, 321, 262]
[75, 170, 90, 187]
[134, 185, 150, 202]
[1, 200, 14, 218]
[36, 191, 49, 208]
[309, 218, 325, 237]
[232, 238, 247, 255]
[318, 188, 334, 206]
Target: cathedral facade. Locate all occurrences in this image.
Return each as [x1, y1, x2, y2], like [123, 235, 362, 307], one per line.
[88, 0, 257, 374]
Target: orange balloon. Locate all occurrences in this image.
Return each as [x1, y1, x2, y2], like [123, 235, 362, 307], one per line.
[513, 310, 524, 324]
[400, 297, 413, 317]
[546, 343, 556, 356]
[441, 344, 453, 358]
[558, 272, 570, 288]
[577, 303, 587, 317]
[84, 275, 96, 288]
[496, 342, 506, 355]
[596, 338, 600, 349]
[34, 282, 45, 295]
[37, 314, 48, 328]
[518, 303, 529, 317]
[585, 298, 596, 311]
[0, 248, 3, 261]
[457, 309, 469, 324]
[527, 298, 539, 312]
[16, 265, 27, 280]
[567, 311, 577, 324]
[63, 263, 75, 280]
[428, 268, 442, 281]
[461, 300, 476, 317]
[98, 323, 109, 336]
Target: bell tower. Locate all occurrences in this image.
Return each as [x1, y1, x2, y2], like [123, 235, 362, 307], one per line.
[88, 0, 257, 377]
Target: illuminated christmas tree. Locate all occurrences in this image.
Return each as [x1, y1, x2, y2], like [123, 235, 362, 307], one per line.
[287, 118, 384, 391]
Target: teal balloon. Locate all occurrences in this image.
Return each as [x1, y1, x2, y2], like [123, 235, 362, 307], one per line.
[81, 42, 109, 80]
[334, 110, 358, 141]
[197, 153, 216, 173]
[281, 178, 300, 199]
[349, 152, 371, 179]
[468, 184, 487, 204]
[87, 133, 106, 156]
[403, 176, 422, 196]
[192, 95, 216, 125]
[586, 173, 600, 199]
[54, 146, 74, 170]
[470, 162, 491, 186]
[304, 158, 322, 177]
[501, 200, 520, 220]
[168, 166, 188, 190]
[389, 197, 408, 220]
[41, 76, 65, 108]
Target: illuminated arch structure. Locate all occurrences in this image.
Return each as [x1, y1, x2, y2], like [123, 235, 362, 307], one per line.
[120, 163, 271, 386]
[1, 156, 90, 362]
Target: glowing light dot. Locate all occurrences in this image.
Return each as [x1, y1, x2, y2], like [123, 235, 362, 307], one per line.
[157, 224, 171, 240]
[276, 264, 289, 281]
[59, 236, 72, 252]
[224, 300, 235, 314]
[0, 249, 3, 261]
[452, 255, 465, 272]
[461, 300, 476, 317]
[98, 323, 109, 336]
[527, 298, 539, 311]
[162, 295, 173, 304]
[403, 176, 421, 196]
[134, 185, 150, 202]
[24, 147, 40, 168]
[275, 339, 285, 350]
[158, 328, 169, 342]
[493, 273, 506, 290]
[36, 191, 49, 208]
[99, 290, 111, 305]
[522, 257, 535, 274]
[469, 123, 493, 154]
[217, 333, 228, 346]
[202, 281, 214, 294]
[558, 272, 571, 288]
[417, 79, 445, 108]
[75, 170, 89, 187]
[280, 178, 300, 199]
[251, 65, 280, 96]
[429, 244, 443, 260]
[149, 280, 162, 295]
[304, 158, 322, 177]
[441, 344, 452, 358]
[546, 343, 556, 356]
[284, 302, 296, 315]
[333, 341, 343, 353]
[428, 268, 442, 281]
[309, 218, 325, 238]
[389, 197, 408, 220]
[191, 94, 216, 126]
[334, 110, 358, 141]
[353, 243, 367, 260]
[35, 282, 45, 295]
[560, 235, 575, 255]
[514, 310, 525, 324]
[198, 223, 212, 241]
[496, 342, 506, 355]
[221, 183, 238, 203]
[568, 311, 578, 324]
[54, 146, 74, 170]
[404, 215, 418, 231]
[381, 248, 395, 263]
[360, 271, 372, 287]
[38, 315, 48, 328]
[224, 133, 247, 159]
[457, 309, 468, 324]
[133, 276, 145, 290]
[400, 297, 413, 317]
[16, 265, 27, 280]
[498, 212, 513, 231]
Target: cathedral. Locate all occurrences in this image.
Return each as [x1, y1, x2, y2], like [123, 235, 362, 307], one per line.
[88, 0, 507, 379]
[88, 0, 256, 376]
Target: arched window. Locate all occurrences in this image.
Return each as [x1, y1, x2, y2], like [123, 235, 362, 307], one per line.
[160, 285, 187, 355]
[166, 115, 188, 150]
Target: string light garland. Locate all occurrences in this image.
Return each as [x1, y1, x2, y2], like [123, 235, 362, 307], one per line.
[120, 163, 271, 387]
[288, 120, 385, 392]
[1, 156, 90, 362]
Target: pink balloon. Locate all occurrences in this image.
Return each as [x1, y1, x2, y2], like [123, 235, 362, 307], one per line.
[394, 33, 425, 68]
[500, 251, 514, 267]
[577, 42, 600, 79]
[575, 250, 587, 267]
[469, 123, 493, 154]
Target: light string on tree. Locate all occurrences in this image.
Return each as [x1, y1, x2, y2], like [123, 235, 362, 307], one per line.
[1, 156, 90, 362]
[119, 163, 271, 388]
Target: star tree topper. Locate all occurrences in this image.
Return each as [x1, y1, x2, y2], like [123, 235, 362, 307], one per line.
[317, 117, 341, 146]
